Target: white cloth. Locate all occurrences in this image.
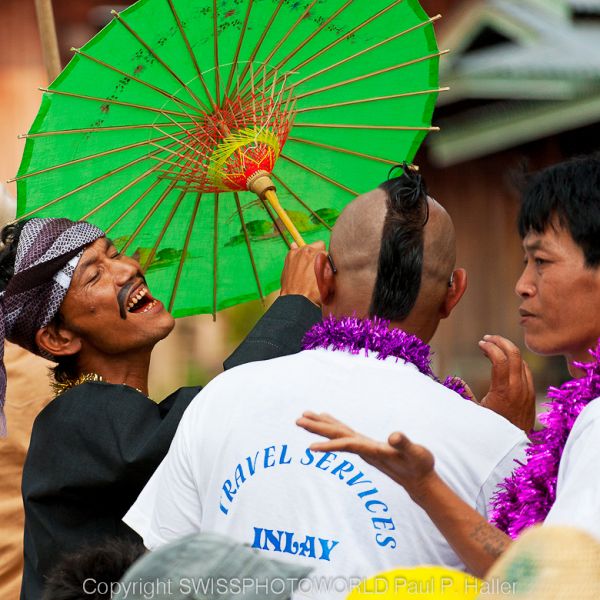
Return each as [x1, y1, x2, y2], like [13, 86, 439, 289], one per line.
[545, 397, 600, 540]
[125, 348, 527, 598]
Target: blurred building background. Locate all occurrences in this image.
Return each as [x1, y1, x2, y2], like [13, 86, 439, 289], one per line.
[1, 0, 599, 399]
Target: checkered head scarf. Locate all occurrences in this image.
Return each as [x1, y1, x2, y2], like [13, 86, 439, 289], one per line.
[0, 218, 105, 435]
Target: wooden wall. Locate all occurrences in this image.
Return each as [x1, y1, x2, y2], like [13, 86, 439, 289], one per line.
[419, 140, 570, 395]
[0, 0, 47, 200]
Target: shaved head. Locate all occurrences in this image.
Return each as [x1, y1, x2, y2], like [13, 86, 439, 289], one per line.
[328, 188, 388, 313]
[319, 171, 461, 340]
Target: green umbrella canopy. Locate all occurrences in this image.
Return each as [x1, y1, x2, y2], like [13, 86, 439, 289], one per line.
[16, 0, 443, 317]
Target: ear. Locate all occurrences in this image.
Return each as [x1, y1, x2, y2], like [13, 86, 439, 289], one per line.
[314, 253, 336, 308]
[440, 268, 467, 319]
[35, 321, 82, 358]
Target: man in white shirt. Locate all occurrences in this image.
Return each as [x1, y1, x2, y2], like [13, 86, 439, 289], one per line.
[125, 166, 528, 598]
[296, 154, 600, 578]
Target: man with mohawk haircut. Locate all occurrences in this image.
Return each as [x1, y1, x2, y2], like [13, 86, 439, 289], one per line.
[125, 166, 527, 599]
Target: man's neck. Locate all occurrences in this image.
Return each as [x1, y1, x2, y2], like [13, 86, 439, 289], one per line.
[77, 350, 152, 396]
[567, 351, 594, 379]
[324, 308, 435, 344]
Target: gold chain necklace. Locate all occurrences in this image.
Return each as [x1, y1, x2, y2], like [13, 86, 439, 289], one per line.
[50, 373, 144, 396]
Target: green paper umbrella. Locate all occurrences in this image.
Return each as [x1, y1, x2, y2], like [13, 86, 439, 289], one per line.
[15, 0, 443, 318]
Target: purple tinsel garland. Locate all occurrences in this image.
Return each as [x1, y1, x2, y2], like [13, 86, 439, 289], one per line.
[490, 345, 600, 538]
[302, 315, 471, 399]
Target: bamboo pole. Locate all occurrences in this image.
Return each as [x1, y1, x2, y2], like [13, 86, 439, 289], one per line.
[34, 0, 62, 83]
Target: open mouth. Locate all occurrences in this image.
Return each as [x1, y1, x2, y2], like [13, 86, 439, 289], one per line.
[126, 285, 159, 314]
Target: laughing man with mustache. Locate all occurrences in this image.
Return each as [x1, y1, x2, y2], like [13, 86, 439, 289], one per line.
[0, 218, 322, 600]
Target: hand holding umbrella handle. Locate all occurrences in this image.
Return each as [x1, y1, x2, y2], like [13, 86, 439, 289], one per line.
[247, 171, 305, 247]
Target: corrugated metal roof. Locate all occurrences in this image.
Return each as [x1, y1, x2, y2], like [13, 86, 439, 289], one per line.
[569, 0, 600, 13]
[428, 0, 600, 165]
[448, 0, 600, 80]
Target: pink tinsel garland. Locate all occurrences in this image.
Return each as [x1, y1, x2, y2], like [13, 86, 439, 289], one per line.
[490, 345, 600, 538]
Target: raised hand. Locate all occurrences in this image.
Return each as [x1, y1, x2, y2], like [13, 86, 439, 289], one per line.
[296, 411, 435, 500]
[478, 334, 536, 432]
[280, 241, 326, 306]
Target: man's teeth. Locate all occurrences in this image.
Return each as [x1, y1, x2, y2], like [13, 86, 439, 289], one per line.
[140, 300, 157, 313]
[127, 286, 147, 310]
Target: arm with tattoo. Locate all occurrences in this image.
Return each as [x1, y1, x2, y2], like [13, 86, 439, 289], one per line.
[296, 411, 512, 577]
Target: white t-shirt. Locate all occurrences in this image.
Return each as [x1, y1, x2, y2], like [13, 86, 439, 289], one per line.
[125, 349, 527, 598]
[545, 397, 600, 540]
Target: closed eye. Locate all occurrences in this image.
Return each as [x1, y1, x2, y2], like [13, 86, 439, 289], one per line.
[87, 271, 100, 285]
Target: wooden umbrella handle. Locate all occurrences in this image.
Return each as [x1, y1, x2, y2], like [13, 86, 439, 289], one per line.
[264, 189, 305, 247]
[247, 171, 305, 247]
[34, 0, 62, 83]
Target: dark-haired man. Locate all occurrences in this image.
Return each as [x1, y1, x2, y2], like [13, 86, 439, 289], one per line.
[297, 154, 600, 578]
[0, 218, 322, 600]
[125, 171, 528, 598]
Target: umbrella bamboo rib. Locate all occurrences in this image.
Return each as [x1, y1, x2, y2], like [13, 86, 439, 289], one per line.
[294, 88, 449, 113]
[294, 50, 449, 100]
[237, 0, 318, 97]
[18, 123, 195, 138]
[257, 194, 291, 250]
[151, 125, 203, 157]
[149, 143, 205, 171]
[271, 172, 332, 231]
[168, 191, 203, 312]
[287, 136, 397, 167]
[224, 0, 253, 97]
[290, 0, 404, 76]
[71, 48, 201, 113]
[121, 179, 180, 254]
[103, 138, 194, 234]
[294, 123, 439, 131]
[255, 0, 354, 94]
[80, 162, 164, 222]
[280, 154, 357, 196]
[142, 187, 189, 272]
[39, 87, 196, 119]
[156, 111, 215, 155]
[288, 15, 442, 91]
[166, 0, 217, 110]
[11, 131, 185, 182]
[111, 10, 207, 111]
[213, 192, 219, 319]
[234, 192, 264, 302]
[235, 0, 285, 92]
[213, 0, 221, 105]
[119, 144, 199, 255]
[80, 138, 195, 223]
[17, 140, 182, 220]
[104, 176, 164, 234]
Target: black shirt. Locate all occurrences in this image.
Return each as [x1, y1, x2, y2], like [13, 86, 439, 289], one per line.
[20, 296, 320, 599]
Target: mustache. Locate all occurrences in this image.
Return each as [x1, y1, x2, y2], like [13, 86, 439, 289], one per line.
[117, 277, 146, 320]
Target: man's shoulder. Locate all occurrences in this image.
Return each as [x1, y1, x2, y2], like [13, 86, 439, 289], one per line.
[208, 350, 311, 389]
[35, 381, 165, 426]
[568, 396, 600, 440]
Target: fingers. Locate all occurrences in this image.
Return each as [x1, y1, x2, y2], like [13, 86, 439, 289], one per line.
[523, 360, 535, 399]
[447, 376, 477, 402]
[296, 412, 354, 440]
[301, 411, 342, 425]
[280, 240, 326, 303]
[309, 437, 382, 456]
[388, 431, 411, 453]
[479, 334, 522, 389]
